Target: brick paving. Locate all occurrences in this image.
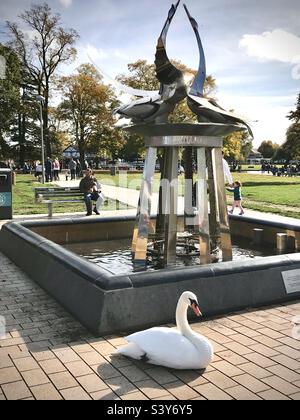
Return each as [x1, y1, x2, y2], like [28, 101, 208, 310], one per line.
[0, 251, 300, 400]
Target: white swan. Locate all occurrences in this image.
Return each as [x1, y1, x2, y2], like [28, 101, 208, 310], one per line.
[115, 291, 214, 370]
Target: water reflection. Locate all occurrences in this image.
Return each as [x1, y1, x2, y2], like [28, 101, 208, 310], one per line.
[64, 237, 290, 276]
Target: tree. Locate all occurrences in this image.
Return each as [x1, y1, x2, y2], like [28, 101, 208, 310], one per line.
[280, 124, 300, 161]
[0, 44, 21, 159]
[7, 3, 78, 157]
[57, 64, 122, 164]
[258, 140, 279, 159]
[278, 92, 300, 161]
[287, 93, 300, 123]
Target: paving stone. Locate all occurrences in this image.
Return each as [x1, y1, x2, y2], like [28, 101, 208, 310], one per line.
[32, 350, 56, 362]
[76, 374, 108, 393]
[224, 342, 254, 355]
[39, 358, 66, 375]
[103, 354, 133, 369]
[13, 357, 40, 372]
[239, 362, 273, 379]
[211, 360, 244, 377]
[163, 380, 200, 400]
[106, 375, 138, 397]
[234, 373, 270, 393]
[194, 383, 232, 400]
[60, 386, 91, 400]
[79, 351, 105, 365]
[244, 353, 277, 368]
[262, 376, 300, 396]
[170, 370, 208, 387]
[145, 367, 178, 385]
[253, 335, 282, 349]
[49, 371, 78, 390]
[22, 369, 50, 387]
[267, 365, 300, 383]
[30, 383, 62, 400]
[258, 389, 291, 400]
[275, 345, 300, 360]
[226, 385, 262, 400]
[69, 342, 95, 354]
[119, 365, 149, 383]
[256, 328, 285, 340]
[203, 370, 237, 389]
[290, 393, 300, 400]
[65, 360, 93, 377]
[121, 391, 149, 400]
[2, 381, 32, 400]
[133, 379, 170, 399]
[216, 350, 248, 365]
[248, 343, 279, 358]
[54, 348, 81, 363]
[88, 340, 116, 355]
[0, 356, 13, 369]
[90, 389, 120, 400]
[229, 334, 257, 347]
[278, 337, 300, 350]
[94, 362, 121, 380]
[0, 366, 22, 384]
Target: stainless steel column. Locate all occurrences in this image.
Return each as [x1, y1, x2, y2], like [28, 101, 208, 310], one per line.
[164, 146, 179, 265]
[196, 148, 211, 264]
[132, 146, 157, 269]
[213, 148, 232, 261]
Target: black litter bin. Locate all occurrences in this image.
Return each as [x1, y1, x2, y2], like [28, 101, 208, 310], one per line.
[0, 169, 12, 220]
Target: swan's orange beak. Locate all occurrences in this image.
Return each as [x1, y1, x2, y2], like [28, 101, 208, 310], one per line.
[191, 303, 202, 317]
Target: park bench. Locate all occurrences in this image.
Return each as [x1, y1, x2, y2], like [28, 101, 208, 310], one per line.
[34, 187, 84, 218]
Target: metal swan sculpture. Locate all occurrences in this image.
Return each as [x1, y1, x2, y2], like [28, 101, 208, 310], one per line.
[115, 291, 214, 370]
[114, 0, 186, 125]
[183, 4, 254, 137]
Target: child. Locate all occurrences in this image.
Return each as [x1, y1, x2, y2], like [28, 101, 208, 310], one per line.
[227, 181, 244, 216]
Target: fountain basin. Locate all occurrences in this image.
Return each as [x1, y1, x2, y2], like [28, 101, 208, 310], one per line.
[1, 214, 300, 335]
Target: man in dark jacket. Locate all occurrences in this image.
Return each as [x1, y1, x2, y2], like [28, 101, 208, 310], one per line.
[79, 169, 100, 216]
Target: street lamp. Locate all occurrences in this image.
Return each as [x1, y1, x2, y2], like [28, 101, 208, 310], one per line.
[35, 95, 45, 184]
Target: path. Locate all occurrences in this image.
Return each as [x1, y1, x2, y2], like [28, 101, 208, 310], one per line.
[0, 251, 300, 400]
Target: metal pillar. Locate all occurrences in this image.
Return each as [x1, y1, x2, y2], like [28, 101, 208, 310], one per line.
[196, 148, 211, 264]
[163, 147, 179, 265]
[132, 147, 157, 269]
[213, 148, 232, 261]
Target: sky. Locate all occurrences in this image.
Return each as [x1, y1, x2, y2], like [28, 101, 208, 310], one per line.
[0, 0, 300, 148]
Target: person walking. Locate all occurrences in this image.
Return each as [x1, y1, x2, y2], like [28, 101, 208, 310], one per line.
[227, 180, 244, 216]
[53, 158, 60, 181]
[69, 158, 77, 180]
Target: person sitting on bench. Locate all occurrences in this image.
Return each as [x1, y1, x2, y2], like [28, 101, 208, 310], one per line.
[79, 169, 101, 216]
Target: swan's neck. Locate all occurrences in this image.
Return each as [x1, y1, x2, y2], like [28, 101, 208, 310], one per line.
[176, 300, 193, 337]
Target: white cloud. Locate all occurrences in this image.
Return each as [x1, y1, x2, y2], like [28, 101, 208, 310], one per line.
[239, 29, 300, 64]
[59, 0, 72, 8]
[217, 92, 294, 147]
[86, 45, 108, 61]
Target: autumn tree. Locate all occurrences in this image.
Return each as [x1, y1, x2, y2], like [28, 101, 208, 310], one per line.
[7, 3, 78, 157]
[57, 64, 122, 164]
[276, 93, 300, 161]
[0, 44, 21, 159]
[258, 140, 279, 159]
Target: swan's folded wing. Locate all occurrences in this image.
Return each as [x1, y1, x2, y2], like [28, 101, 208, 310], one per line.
[126, 327, 202, 369]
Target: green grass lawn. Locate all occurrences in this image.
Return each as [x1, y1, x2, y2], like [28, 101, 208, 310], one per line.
[12, 174, 131, 215]
[11, 172, 300, 219]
